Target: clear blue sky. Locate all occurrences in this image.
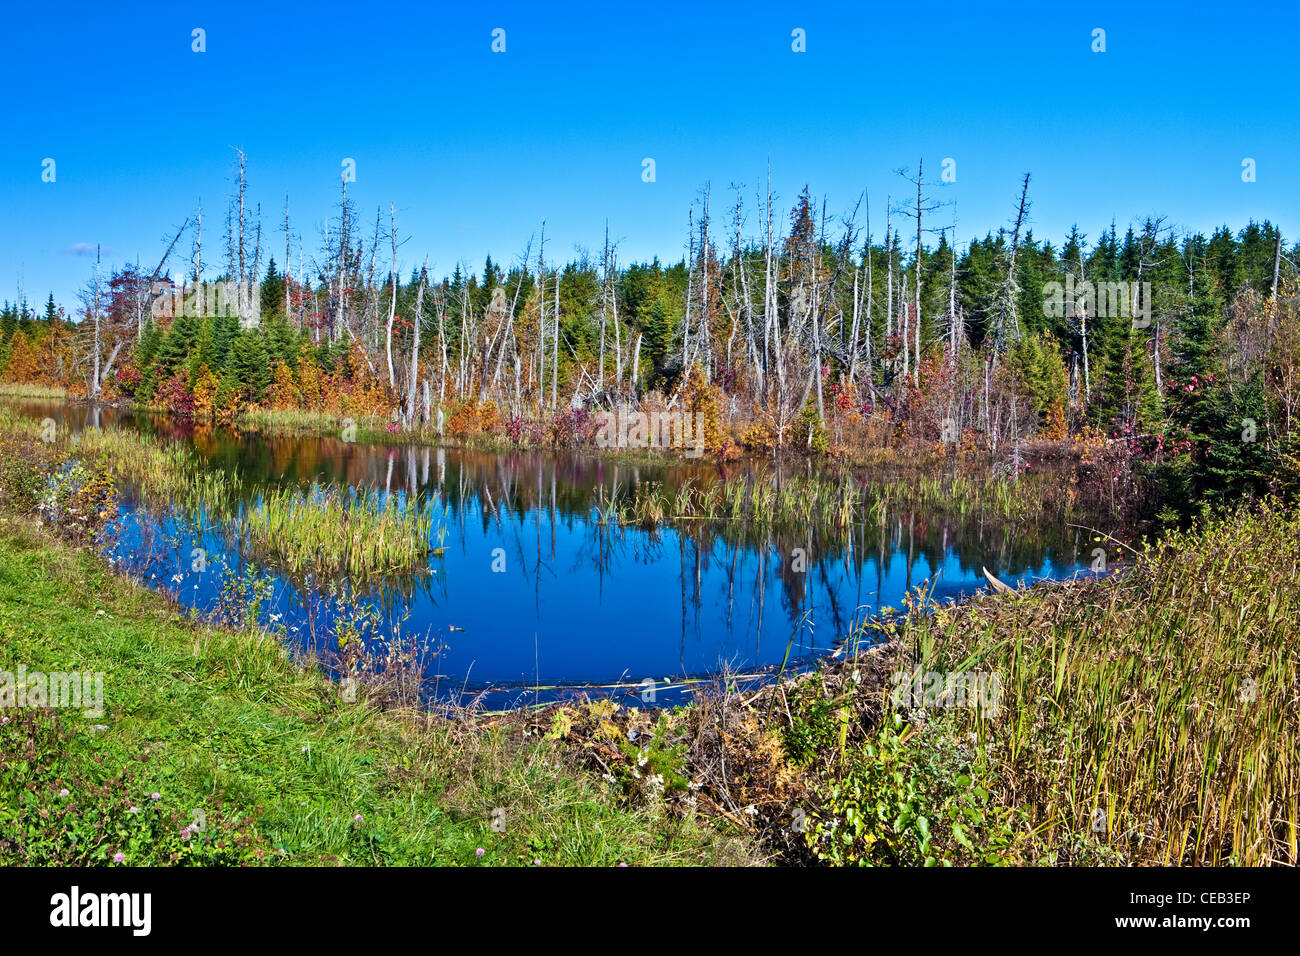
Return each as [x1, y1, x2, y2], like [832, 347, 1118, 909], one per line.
[2, 0, 1296, 311]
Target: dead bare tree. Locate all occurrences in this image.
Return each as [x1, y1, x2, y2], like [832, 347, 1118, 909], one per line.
[991, 173, 1032, 359]
[386, 203, 399, 390]
[896, 160, 949, 385]
[405, 257, 428, 421]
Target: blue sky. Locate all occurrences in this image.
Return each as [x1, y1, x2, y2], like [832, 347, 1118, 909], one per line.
[2, 0, 1296, 310]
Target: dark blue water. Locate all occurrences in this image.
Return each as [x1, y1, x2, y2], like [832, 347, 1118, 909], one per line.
[18, 400, 1098, 707]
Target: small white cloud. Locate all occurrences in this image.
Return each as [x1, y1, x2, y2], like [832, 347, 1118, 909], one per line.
[67, 242, 108, 256]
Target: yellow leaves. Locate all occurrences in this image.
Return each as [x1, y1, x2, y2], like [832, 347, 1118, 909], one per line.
[191, 366, 222, 419]
[266, 361, 300, 411]
[542, 707, 573, 742]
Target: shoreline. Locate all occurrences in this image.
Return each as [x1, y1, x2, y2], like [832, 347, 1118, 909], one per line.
[6, 392, 1104, 472]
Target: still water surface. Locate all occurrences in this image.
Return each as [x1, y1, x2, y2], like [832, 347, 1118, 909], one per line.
[15, 400, 1095, 706]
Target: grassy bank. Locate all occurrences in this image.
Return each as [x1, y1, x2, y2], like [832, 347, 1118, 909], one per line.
[0, 383, 68, 400]
[0, 517, 747, 865]
[603, 467, 1086, 536]
[0, 382, 67, 398]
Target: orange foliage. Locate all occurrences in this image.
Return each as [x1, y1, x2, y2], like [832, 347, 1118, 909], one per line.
[267, 361, 300, 409]
[191, 367, 221, 419]
[3, 332, 43, 383]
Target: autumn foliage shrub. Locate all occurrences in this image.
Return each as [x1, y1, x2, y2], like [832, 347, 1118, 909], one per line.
[446, 400, 482, 437]
[548, 406, 596, 447]
[0, 331, 43, 383]
[154, 371, 194, 418]
[267, 360, 301, 409]
[682, 365, 723, 451]
[191, 367, 222, 419]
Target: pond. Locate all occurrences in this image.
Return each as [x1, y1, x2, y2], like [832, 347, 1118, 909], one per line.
[10, 399, 1101, 708]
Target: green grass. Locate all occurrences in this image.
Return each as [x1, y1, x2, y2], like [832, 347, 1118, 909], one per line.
[0, 519, 745, 866]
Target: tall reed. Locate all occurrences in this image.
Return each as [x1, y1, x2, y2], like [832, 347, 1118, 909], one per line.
[896, 500, 1300, 865]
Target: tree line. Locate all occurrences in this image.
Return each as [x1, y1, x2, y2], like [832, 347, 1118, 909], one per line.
[3, 156, 1298, 515]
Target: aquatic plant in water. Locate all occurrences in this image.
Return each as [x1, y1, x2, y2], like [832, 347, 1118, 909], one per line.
[237, 483, 438, 582]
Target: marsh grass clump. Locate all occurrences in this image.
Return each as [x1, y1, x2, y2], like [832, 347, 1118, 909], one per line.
[0, 383, 68, 399]
[615, 465, 1087, 542]
[73, 426, 196, 501]
[888, 499, 1300, 865]
[237, 484, 437, 582]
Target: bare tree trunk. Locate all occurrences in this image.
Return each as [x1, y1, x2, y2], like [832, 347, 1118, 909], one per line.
[194, 201, 202, 284]
[848, 267, 860, 382]
[612, 253, 622, 385]
[537, 224, 546, 410]
[683, 206, 694, 370]
[406, 258, 427, 421]
[949, 230, 958, 355]
[386, 203, 397, 390]
[901, 272, 909, 380]
[864, 200, 873, 383]
[236, 148, 246, 287]
[599, 222, 609, 389]
[283, 196, 291, 318]
[993, 173, 1031, 359]
[438, 294, 448, 403]
[92, 245, 101, 399]
[491, 239, 530, 393]
[914, 161, 923, 385]
[885, 200, 893, 371]
[631, 334, 642, 393]
[551, 268, 560, 408]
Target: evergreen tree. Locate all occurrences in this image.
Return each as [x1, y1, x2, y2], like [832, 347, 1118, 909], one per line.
[260, 258, 285, 319]
[226, 330, 273, 402]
